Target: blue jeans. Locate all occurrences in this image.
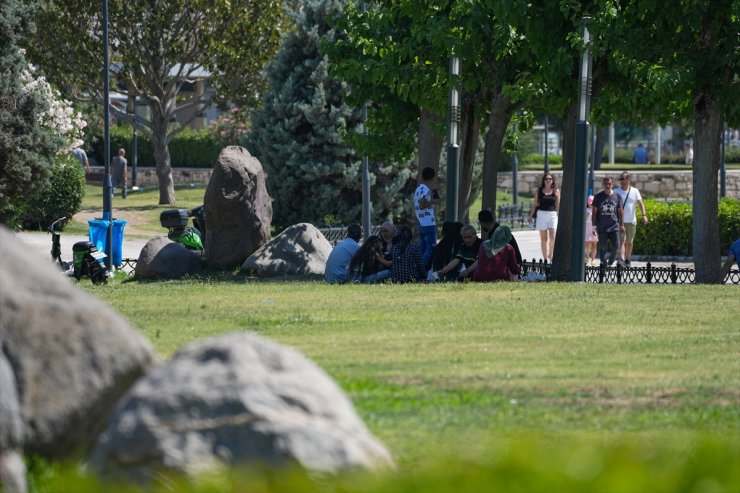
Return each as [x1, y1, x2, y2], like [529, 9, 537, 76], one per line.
[418, 225, 437, 268]
[352, 269, 391, 284]
[597, 230, 620, 265]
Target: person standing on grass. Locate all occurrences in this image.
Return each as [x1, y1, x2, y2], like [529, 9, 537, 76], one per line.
[615, 171, 648, 267]
[592, 177, 624, 267]
[414, 166, 440, 267]
[324, 223, 362, 284]
[391, 226, 424, 283]
[527, 173, 560, 262]
[111, 148, 128, 199]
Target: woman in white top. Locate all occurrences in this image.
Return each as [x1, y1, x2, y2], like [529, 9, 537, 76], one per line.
[528, 173, 560, 262]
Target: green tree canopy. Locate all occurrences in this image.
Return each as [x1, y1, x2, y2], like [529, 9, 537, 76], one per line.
[26, 0, 286, 205]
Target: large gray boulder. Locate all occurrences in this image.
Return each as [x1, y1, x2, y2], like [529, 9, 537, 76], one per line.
[204, 146, 272, 269]
[0, 354, 25, 493]
[135, 236, 202, 279]
[0, 226, 155, 461]
[90, 333, 393, 483]
[241, 223, 332, 277]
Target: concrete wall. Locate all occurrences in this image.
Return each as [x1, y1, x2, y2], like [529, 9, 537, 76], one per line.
[88, 167, 739, 199]
[497, 170, 740, 199]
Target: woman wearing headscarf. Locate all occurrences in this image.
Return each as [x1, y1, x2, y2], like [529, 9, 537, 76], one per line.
[473, 225, 521, 282]
[378, 221, 397, 262]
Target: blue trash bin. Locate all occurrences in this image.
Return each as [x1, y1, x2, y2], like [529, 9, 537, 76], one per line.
[88, 218, 127, 266]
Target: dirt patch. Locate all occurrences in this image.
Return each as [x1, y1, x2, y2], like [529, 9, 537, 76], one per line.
[73, 209, 152, 236]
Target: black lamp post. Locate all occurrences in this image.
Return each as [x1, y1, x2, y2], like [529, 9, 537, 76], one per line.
[446, 55, 460, 222]
[102, 0, 112, 271]
[570, 17, 592, 282]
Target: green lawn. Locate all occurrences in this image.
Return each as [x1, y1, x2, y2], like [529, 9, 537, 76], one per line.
[39, 279, 739, 492]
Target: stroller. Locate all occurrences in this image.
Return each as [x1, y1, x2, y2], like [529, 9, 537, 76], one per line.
[160, 206, 205, 251]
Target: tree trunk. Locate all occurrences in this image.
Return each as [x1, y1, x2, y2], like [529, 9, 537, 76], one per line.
[458, 92, 481, 222]
[417, 108, 444, 176]
[692, 88, 722, 283]
[551, 103, 578, 281]
[150, 112, 175, 205]
[482, 91, 514, 214]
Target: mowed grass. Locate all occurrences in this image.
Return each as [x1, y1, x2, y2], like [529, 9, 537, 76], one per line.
[70, 278, 740, 491]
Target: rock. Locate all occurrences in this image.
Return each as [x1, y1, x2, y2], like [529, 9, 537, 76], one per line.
[135, 236, 202, 279]
[0, 226, 155, 460]
[204, 146, 272, 269]
[90, 333, 393, 483]
[0, 354, 26, 493]
[241, 223, 332, 277]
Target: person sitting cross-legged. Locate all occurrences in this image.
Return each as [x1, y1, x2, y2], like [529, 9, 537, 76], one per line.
[391, 226, 425, 283]
[473, 225, 521, 282]
[324, 224, 362, 284]
[434, 224, 481, 281]
[348, 235, 391, 284]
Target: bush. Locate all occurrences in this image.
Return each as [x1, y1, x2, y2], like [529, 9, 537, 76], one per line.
[21, 154, 86, 230]
[520, 153, 562, 167]
[633, 198, 740, 256]
[84, 126, 221, 168]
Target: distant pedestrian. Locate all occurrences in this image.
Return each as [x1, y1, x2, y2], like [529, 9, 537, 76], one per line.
[685, 143, 694, 166]
[324, 224, 362, 284]
[71, 146, 90, 174]
[592, 177, 624, 267]
[111, 148, 128, 198]
[585, 195, 598, 266]
[633, 143, 648, 164]
[391, 226, 424, 283]
[414, 167, 440, 267]
[615, 172, 648, 266]
[527, 173, 560, 262]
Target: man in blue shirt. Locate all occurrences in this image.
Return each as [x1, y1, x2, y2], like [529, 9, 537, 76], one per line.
[324, 224, 362, 283]
[633, 144, 648, 164]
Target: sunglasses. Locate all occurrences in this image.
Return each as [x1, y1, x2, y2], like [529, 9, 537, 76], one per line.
[620, 177, 629, 180]
[545, 177, 553, 181]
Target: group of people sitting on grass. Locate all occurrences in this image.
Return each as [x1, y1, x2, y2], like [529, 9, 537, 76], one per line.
[323, 210, 524, 284]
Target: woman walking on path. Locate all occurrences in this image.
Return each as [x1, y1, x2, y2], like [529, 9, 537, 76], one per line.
[528, 173, 560, 262]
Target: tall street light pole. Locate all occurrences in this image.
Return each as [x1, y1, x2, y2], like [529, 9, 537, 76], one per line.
[569, 17, 592, 282]
[446, 55, 460, 222]
[102, 0, 113, 271]
[360, 1, 371, 238]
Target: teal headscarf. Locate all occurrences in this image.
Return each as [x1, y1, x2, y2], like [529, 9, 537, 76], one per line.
[482, 225, 512, 258]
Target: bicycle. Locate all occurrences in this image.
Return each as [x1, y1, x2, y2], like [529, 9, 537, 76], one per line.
[48, 216, 73, 274]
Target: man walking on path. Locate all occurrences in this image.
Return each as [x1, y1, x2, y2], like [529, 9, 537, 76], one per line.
[592, 177, 624, 267]
[71, 146, 90, 174]
[111, 148, 128, 199]
[324, 224, 362, 284]
[414, 166, 439, 267]
[615, 172, 648, 266]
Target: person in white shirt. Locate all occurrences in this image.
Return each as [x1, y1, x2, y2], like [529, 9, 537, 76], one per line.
[414, 166, 440, 268]
[615, 172, 648, 266]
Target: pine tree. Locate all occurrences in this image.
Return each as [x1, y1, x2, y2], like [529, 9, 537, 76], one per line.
[0, 0, 61, 225]
[247, 0, 413, 229]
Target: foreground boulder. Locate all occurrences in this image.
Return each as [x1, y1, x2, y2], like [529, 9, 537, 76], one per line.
[90, 332, 393, 482]
[0, 354, 25, 493]
[204, 146, 273, 269]
[241, 223, 332, 277]
[135, 236, 202, 279]
[0, 226, 156, 463]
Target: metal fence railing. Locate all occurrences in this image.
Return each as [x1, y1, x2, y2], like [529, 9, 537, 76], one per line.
[118, 256, 739, 284]
[522, 259, 740, 284]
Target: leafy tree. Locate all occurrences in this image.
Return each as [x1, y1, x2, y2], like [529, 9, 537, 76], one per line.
[602, 0, 739, 283]
[247, 0, 414, 229]
[26, 0, 286, 205]
[0, 0, 64, 226]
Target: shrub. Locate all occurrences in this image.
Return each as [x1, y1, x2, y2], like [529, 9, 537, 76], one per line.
[21, 154, 86, 230]
[521, 153, 563, 167]
[85, 126, 221, 168]
[633, 198, 740, 256]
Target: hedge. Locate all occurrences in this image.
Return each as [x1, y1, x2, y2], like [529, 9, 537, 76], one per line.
[633, 198, 740, 256]
[84, 126, 222, 168]
[21, 154, 86, 231]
